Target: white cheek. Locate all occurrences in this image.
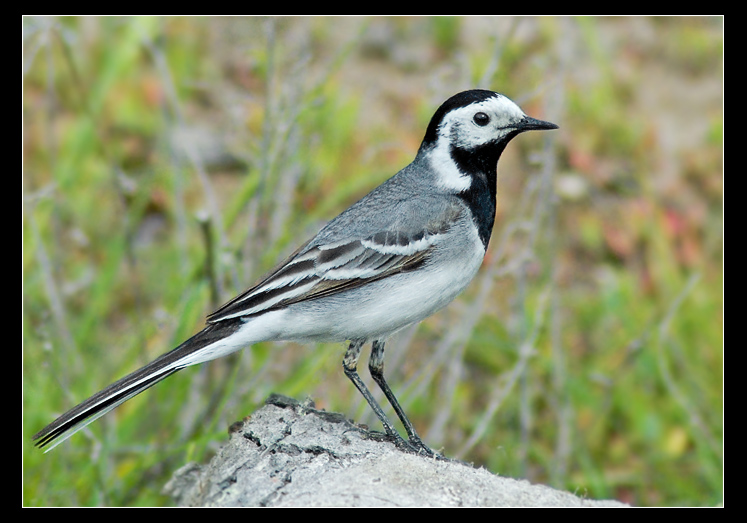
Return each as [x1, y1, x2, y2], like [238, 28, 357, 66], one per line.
[455, 124, 501, 149]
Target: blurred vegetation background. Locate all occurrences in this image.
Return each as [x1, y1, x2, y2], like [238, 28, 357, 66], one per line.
[22, 16, 722, 507]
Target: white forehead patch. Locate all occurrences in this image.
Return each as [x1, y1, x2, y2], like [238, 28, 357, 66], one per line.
[449, 94, 525, 124]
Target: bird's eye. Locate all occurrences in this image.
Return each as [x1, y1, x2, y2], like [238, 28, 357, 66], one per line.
[473, 112, 490, 126]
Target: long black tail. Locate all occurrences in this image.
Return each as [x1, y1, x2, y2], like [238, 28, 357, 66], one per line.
[33, 319, 244, 451]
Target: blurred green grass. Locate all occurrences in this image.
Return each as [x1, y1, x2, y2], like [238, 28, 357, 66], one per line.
[23, 16, 722, 506]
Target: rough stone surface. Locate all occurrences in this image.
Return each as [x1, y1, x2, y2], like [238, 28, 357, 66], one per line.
[163, 395, 629, 507]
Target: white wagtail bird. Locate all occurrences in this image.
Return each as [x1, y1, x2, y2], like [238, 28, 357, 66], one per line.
[33, 89, 557, 455]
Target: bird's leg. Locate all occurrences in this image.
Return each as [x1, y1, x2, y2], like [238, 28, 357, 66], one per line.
[343, 340, 408, 449]
[368, 340, 436, 456]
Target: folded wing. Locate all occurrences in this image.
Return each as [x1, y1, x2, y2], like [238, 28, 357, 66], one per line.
[206, 228, 442, 323]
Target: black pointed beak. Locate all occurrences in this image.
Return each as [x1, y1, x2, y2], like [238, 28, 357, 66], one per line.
[517, 115, 558, 132]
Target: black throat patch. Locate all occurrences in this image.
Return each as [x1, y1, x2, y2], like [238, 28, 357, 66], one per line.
[451, 140, 508, 250]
